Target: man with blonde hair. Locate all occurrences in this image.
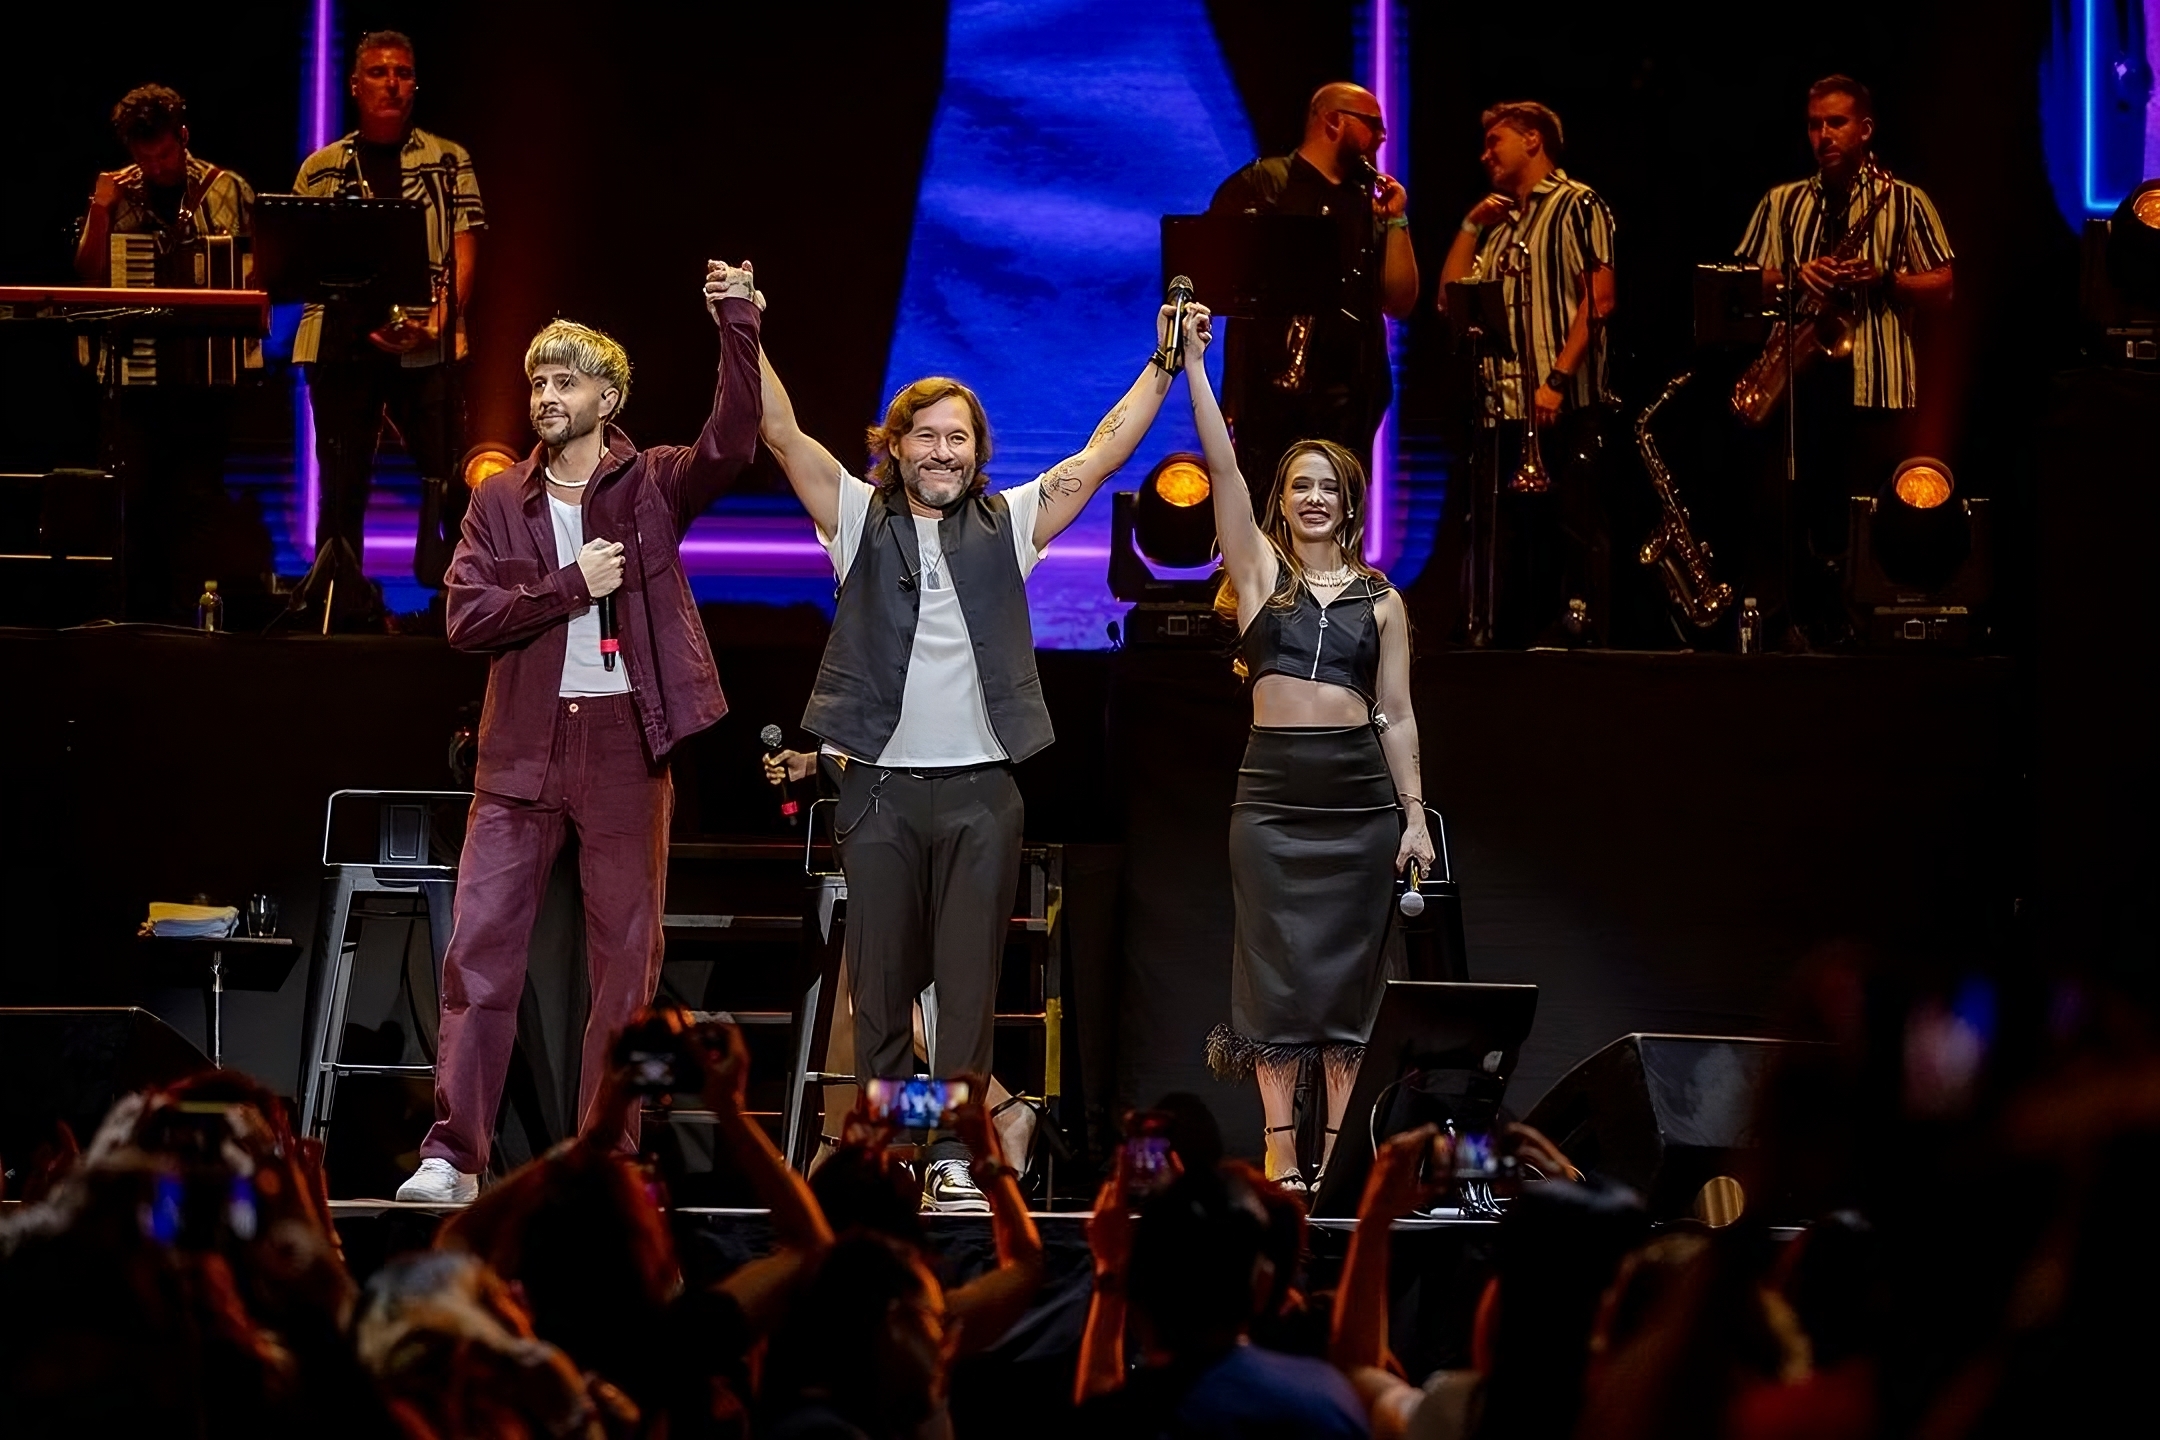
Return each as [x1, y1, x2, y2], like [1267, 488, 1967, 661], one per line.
[397, 262, 762, 1203]
[759, 293, 1178, 1210]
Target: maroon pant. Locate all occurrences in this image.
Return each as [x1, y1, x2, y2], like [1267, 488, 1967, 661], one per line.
[420, 692, 671, 1173]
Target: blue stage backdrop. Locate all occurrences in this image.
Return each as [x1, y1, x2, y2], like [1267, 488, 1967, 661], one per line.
[880, 0, 1255, 649]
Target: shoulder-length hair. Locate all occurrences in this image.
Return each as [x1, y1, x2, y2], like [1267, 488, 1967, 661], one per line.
[864, 376, 993, 494]
[1214, 439, 1387, 641]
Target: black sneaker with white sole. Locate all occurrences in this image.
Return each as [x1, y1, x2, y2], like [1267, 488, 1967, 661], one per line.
[920, 1157, 991, 1214]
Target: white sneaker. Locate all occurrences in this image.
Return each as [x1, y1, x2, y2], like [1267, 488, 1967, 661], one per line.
[919, 1158, 991, 1214]
[396, 1157, 479, 1204]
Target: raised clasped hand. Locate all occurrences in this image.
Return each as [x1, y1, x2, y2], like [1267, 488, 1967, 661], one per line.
[1466, 192, 1515, 228]
[705, 258, 763, 318]
[1181, 304, 1212, 366]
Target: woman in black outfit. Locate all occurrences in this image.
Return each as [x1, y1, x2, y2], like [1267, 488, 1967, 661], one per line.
[1181, 306, 1434, 1192]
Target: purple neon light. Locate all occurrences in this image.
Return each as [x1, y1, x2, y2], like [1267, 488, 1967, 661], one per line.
[1362, 0, 1400, 570]
[295, 0, 335, 562]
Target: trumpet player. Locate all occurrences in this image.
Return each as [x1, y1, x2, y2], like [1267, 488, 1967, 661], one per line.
[1209, 81, 1419, 501]
[1733, 75, 1952, 646]
[1439, 101, 1617, 648]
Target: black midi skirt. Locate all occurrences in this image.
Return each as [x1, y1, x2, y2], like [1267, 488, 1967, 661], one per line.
[1206, 724, 1403, 1079]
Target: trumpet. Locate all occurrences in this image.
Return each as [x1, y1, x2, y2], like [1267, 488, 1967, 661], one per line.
[1502, 237, 1549, 494]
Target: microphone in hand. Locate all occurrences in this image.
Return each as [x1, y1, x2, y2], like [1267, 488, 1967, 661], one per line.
[1398, 861, 1427, 918]
[760, 723, 801, 828]
[1166, 273, 1195, 369]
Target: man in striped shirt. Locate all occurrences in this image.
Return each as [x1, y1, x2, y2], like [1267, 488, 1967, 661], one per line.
[1734, 75, 1953, 642]
[1440, 101, 1618, 647]
[292, 30, 486, 600]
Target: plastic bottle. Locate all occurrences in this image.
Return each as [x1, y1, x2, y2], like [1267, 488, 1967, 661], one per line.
[1737, 597, 1761, 655]
[196, 580, 224, 633]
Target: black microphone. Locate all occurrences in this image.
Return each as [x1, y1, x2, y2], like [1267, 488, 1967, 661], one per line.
[597, 592, 618, 671]
[760, 723, 801, 828]
[1166, 273, 1194, 369]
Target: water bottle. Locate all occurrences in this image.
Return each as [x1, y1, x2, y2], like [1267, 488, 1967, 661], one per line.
[196, 580, 224, 633]
[1737, 596, 1761, 655]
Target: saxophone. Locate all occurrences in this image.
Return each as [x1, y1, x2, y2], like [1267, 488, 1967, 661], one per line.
[1729, 163, 1896, 426]
[1637, 371, 1734, 629]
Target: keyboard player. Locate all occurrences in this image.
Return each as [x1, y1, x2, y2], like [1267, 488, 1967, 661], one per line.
[72, 83, 262, 624]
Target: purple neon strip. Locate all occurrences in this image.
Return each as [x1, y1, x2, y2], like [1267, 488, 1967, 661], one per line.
[1363, 0, 1398, 569]
[295, 0, 335, 561]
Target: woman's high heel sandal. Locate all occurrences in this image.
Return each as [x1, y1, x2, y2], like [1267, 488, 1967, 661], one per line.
[1263, 1124, 1309, 1194]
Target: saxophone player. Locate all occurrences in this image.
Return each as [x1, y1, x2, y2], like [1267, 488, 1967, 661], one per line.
[1438, 101, 1617, 648]
[1733, 75, 1953, 645]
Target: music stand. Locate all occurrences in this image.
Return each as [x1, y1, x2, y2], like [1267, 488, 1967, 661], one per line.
[255, 196, 433, 630]
[1693, 263, 1770, 349]
[1309, 981, 1539, 1218]
[1443, 278, 1513, 359]
[1161, 213, 1341, 319]
[252, 195, 432, 314]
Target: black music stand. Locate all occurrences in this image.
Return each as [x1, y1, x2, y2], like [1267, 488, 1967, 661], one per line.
[1309, 981, 1539, 1218]
[1444, 278, 1514, 360]
[1161, 213, 1340, 319]
[1693, 263, 1770, 349]
[256, 196, 435, 631]
[252, 195, 432, 316]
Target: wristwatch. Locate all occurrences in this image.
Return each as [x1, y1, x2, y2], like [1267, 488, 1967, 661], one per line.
[1543, 369, 1572, 393]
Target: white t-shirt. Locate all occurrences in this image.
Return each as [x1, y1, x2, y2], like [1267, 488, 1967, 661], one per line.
[549, 494, 631, 698]
[819, 470, 1044, 767]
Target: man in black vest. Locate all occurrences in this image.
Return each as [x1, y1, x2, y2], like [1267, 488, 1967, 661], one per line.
[760, 298, 1179, 1210]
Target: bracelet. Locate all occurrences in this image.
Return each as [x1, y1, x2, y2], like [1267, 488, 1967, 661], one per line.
[1459, 219, 1481, 235]
[1382, 216, 1409, 231]
[1543, 369, 1572, 392]
[1399, 792, 1424, 805]
[1148, 349, 1177, 375]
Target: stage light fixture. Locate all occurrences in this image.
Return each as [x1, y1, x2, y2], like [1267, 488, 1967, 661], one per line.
[2108, 180, 2160, 307]
[1108, 452, 1226, 641]
[1847, 457, 1991, 651]
[1131, 451, 1219, 571]
[461, 442, 520, 490]
[1891, 457, 1955, 511]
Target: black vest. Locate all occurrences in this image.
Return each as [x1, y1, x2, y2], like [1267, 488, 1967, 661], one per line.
[802, 483, 1054, 764]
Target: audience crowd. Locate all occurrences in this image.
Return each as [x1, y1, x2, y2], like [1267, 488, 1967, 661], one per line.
[3, 942, 2156, 1437]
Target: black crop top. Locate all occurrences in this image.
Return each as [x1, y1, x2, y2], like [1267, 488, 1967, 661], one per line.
[1238, 572, 1391, 704]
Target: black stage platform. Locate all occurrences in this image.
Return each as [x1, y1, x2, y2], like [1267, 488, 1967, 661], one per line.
[0, 623, 2021, 1185]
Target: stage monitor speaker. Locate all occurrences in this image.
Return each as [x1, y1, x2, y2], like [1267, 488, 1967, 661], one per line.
[1310, 981, 1538, 1217]
[0, 1007, 212, 1180]
[1521, 1033, 1820, 1223]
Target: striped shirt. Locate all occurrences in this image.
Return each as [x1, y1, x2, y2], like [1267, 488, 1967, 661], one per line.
[1734, 169, 1953, 410]
[1467, 169, 1616, 420]
[290, 127, 485, 367]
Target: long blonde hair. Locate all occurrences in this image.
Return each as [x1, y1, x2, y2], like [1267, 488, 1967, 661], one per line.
[1215, 439, 1386, 652]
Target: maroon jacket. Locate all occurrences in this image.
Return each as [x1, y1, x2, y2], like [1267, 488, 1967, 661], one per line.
[445, 297, 761, 799]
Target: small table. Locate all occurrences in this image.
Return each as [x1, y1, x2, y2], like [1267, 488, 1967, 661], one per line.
[137, 934, 299, 1067]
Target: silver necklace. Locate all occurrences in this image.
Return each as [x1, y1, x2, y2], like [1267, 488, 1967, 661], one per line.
[544, 465, 588, 490]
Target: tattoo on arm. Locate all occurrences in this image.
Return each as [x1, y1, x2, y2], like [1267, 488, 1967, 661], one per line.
[1087, 405, 1128, 450]
[1040, 458, 1085, 504]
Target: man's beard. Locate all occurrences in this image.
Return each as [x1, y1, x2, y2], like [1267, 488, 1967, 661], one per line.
[534, 408, 599, 447]
[899, 454, 976, 509]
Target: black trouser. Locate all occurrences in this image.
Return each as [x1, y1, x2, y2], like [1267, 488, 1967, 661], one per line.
[303, 355, 466, 584]
[835, 761, 1023, 1111]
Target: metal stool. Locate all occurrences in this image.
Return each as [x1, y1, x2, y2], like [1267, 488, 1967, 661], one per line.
[296, 789, 468, 1143]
